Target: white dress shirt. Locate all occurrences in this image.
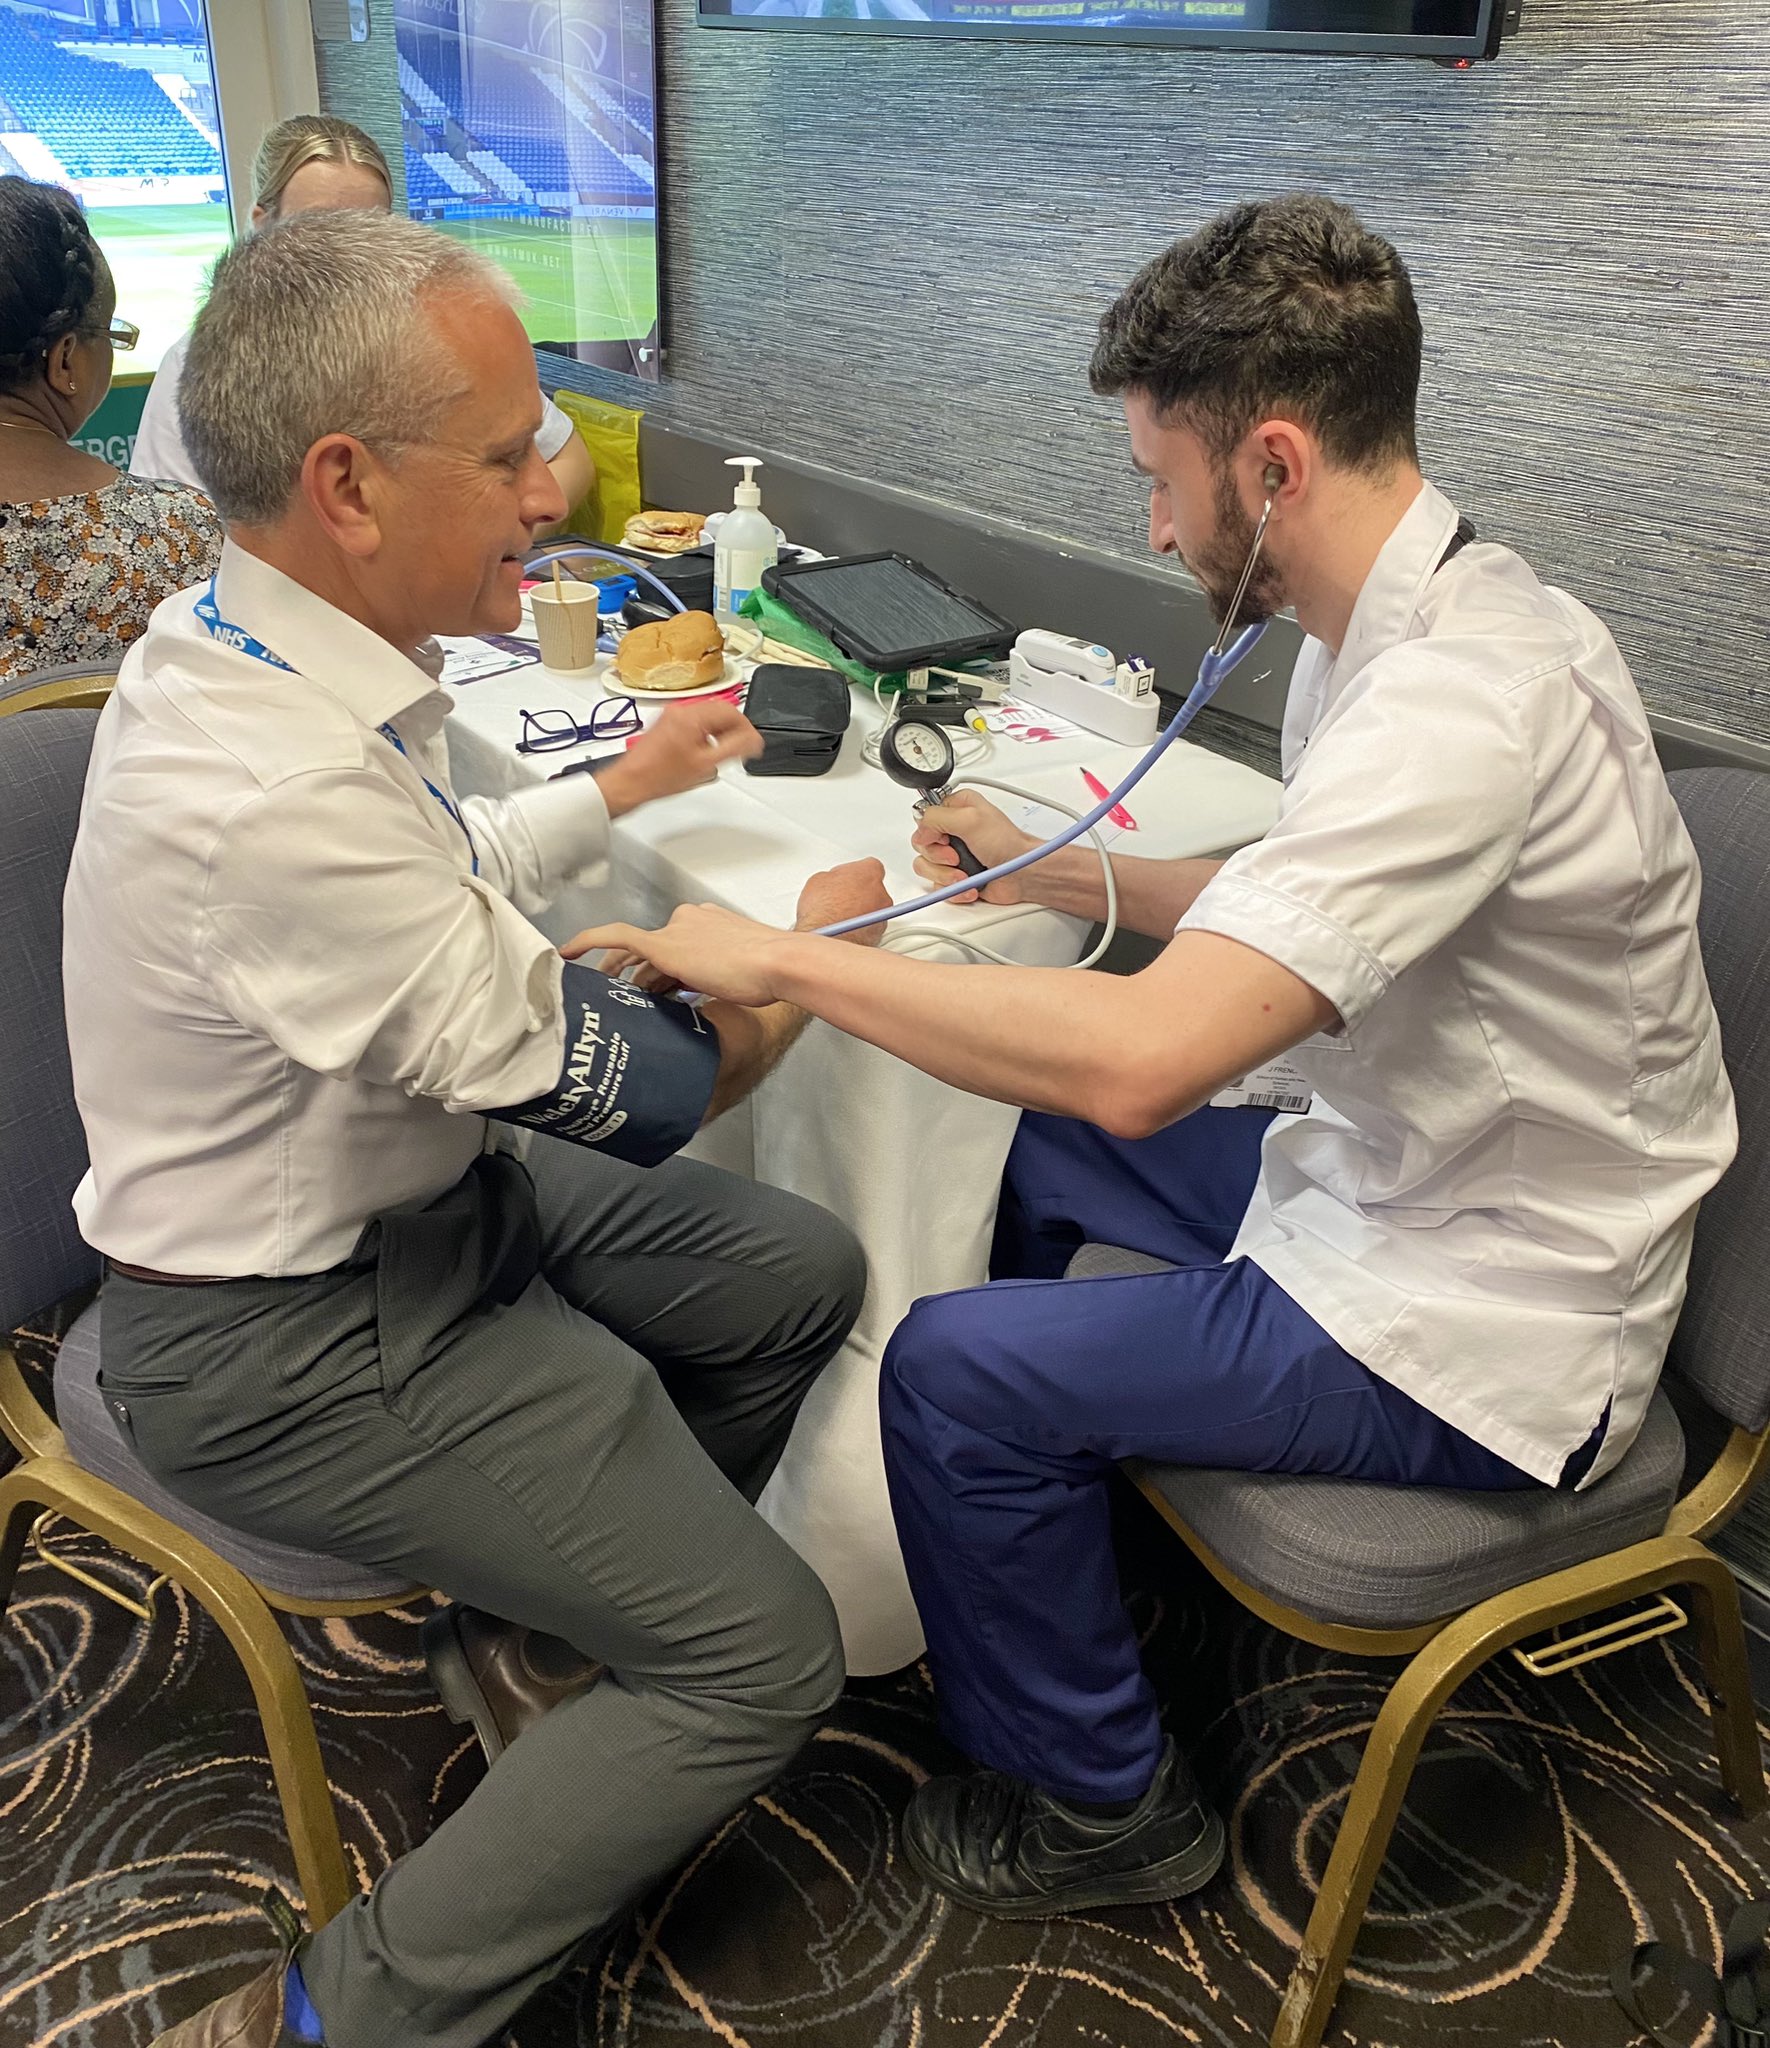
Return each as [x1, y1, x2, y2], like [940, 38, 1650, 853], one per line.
[1179, 481, 1736, 1487]
[130, 332, 577, 489]
[64, 543, 612, 1276]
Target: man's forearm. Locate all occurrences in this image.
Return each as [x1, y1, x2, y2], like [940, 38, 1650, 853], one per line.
[756, 924, 1331, 1140]
[766, 934, 1146, 1127]
[1017, 846, 1227, 938]
[701, 998, 808, 1121]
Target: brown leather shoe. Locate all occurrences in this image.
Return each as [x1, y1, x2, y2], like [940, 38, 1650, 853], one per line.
[422, 1604, 604, 1763]
[150, 1891, 306, 2045]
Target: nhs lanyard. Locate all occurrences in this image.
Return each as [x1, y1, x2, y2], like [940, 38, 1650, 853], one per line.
[193, 581, 479, 875]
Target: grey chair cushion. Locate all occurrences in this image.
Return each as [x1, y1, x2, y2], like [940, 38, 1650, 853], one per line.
[1068, 1243, 1686, 1630]
[1138, 1398, 1685, 1630]
[56, 1300, 417, 1608]
[1664, 768, 1770, 1432]
[0, 709, 105, 1330]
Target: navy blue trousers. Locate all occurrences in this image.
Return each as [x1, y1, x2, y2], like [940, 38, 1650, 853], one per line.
[879, 1107, 1537, 1805]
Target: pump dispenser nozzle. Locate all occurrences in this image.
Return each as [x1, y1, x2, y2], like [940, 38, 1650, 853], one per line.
[725, 455, 764, 508]
[714, 457, 776, 619]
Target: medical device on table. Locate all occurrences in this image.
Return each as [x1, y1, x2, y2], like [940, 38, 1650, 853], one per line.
[1008, 628, 1160, 746]
[524, 542, 690, 626]
[877, 715, 990, 876]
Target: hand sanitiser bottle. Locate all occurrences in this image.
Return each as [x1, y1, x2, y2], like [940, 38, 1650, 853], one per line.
[713, 456, 777, 620]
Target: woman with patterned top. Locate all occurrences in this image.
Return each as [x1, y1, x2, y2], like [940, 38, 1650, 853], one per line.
[0, 176, 220, 682]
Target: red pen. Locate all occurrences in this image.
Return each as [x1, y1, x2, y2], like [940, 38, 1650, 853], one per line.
[1081, 767, 1137, 831]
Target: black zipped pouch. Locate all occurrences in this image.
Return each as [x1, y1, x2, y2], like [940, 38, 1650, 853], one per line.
[742, 665, 851, 777]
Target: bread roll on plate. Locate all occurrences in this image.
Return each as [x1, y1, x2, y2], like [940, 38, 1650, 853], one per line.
[614, 610, 727, 693]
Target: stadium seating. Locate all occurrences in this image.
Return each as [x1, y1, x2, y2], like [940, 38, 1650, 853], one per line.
[396, 23, 651, 207]
[0, 12, 220, 179]
[403, 155, 458, 207]
[402, 30, 465, 128]
[422, 149, 483, 197]
[398, 52, 451, 125]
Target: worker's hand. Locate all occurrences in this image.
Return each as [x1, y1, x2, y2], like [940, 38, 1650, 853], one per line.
[587, 952, 681, 996]
[911, 790, 1036, 904]
[595, 701, 763, 818]
[565, 905, 790, 1009]
[795, 859, 892, 946]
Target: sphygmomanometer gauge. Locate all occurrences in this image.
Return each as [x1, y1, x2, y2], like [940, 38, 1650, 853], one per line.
[879, 716, 984, 876]
[878, 716, 958, 793]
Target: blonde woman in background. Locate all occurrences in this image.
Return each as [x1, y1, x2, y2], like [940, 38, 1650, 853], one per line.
[132, 114, 593, 527]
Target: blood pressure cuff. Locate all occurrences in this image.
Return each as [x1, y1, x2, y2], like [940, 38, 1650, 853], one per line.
[488, 959, 719, 1167]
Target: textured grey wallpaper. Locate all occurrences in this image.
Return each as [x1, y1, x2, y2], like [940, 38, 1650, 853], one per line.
[312, 11, 405, 209]
[522, 0, 1770, 745]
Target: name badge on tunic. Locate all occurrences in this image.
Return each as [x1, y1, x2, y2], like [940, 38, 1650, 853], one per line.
[1211, 1052, 1314, 1115]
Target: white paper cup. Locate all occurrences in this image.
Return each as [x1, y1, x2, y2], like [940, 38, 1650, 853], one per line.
[530, 582, 602, 672]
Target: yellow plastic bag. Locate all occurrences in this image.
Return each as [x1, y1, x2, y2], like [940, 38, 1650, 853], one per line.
[548, 389, 642, 544]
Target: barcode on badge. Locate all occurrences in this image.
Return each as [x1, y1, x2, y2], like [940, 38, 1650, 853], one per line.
[1211, 1053, 1314, 1115]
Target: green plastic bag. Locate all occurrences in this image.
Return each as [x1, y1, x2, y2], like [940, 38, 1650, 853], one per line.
[548, 389, 642, 545]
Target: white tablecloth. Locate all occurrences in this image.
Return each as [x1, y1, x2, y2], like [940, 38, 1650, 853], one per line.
[446, 642, 1280, 1672]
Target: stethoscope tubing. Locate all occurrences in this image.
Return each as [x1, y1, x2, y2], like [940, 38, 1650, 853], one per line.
[816, 619, 1270, 938]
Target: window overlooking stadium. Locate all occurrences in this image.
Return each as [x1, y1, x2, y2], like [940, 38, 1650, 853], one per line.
[395, 0, 661, 382]
[0, 0, 229, 374]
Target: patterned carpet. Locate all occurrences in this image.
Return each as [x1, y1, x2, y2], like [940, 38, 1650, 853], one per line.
[6, 1311, 1769, 2048]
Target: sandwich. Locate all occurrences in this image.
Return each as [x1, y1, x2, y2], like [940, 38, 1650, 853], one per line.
[622, 509, 707, 556]
[613, 610, 726, 692]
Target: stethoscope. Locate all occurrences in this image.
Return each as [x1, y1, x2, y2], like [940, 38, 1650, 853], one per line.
[816, 464, 1283, 940]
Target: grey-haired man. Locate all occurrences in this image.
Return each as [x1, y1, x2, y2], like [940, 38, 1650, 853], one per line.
[65, 209, 887, 2048]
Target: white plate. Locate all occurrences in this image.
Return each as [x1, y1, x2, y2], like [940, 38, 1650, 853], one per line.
[611, 655, 747, 701]
[618, 538, 709, 559]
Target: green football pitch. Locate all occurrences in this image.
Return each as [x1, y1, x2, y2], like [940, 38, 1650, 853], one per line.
[433, 214, 659, 346]
[86, 203, 230, 371]
[87, 202, 658, 369]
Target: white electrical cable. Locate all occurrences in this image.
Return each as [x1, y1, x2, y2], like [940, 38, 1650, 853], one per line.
[721, 617, 766, 664]
[884, 775, 1119, 971]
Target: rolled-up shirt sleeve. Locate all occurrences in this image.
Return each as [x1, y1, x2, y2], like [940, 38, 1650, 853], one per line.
[200, 767, 569, 1113]
[461, 774, 611, 921]
[1178, 649, 1533, 1032]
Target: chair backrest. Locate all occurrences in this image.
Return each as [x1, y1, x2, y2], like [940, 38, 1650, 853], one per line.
[0, 708, 103, 1330]
[1662, 768, 1770, 1432]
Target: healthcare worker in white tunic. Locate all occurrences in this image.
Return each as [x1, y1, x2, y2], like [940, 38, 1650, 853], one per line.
[581, 193, 1737, 1923]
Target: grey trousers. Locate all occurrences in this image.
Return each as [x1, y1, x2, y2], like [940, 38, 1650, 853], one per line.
[99, 1139, 866, 2048]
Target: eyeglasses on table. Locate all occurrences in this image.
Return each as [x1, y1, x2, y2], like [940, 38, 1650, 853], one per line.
[516, 699, 642, 754]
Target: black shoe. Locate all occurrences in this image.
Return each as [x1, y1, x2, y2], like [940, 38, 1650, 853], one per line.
[901, 1737, 1225, 1919]
[422, 1604, 604, 1765]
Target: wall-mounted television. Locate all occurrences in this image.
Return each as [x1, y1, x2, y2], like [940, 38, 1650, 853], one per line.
[698, 0, 1509, 61]
[395, 0, 662, 381]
